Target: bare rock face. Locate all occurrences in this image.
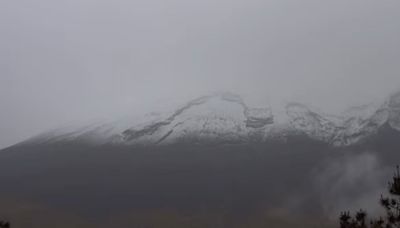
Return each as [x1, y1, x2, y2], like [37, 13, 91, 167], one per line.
[245, 108, 274, 128]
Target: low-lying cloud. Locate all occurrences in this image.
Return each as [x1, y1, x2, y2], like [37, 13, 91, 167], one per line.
[314, 152, 391, 218]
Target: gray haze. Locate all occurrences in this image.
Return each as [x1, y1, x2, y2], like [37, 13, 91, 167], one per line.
[1, 0, 400, 149]
[315, 152, 390, 217]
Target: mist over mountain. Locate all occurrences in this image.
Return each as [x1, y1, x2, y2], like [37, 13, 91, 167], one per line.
[2, 0, 400, 151]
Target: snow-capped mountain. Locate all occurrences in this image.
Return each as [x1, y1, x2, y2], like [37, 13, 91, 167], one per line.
[22, 91, 400, 147]
[2, 92, 400, 224]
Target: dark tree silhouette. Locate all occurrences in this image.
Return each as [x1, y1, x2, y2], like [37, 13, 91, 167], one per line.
[0, 220, 10, 228]
[340, 165, 400, 228]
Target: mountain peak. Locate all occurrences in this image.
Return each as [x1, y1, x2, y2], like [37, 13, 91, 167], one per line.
[120, 93, 274, 145]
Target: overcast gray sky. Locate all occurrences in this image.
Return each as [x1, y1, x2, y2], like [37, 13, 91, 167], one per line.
[1, 0, 400, 149]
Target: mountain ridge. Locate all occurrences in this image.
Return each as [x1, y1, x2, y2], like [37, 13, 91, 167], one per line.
[14, 91, 400, 148]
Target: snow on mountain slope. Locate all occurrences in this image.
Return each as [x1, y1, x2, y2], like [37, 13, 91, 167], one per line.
[21, 91, 400, 147]
[332, 104, 388, 146]
[121, 93, 273, 145]
[285, 103, 341, 142]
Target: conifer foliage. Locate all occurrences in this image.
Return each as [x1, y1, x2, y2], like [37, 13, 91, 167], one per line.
[340, 166, 400, 228]
[0, 220, 9, 228]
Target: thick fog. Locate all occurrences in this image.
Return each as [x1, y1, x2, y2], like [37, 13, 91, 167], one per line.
[1, 0, 400, 149]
